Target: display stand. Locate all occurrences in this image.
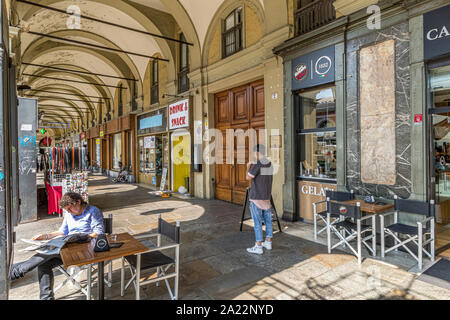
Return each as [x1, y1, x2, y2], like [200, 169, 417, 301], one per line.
[240, 188, 282, 233]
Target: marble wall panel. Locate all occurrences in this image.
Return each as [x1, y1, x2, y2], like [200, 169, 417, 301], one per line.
[360, 39, 396, 185]
[346, 22, 411, 199]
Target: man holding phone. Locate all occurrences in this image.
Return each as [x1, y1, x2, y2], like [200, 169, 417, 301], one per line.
[246, 144, 274, 255]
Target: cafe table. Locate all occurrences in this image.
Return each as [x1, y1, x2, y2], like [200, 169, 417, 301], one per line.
[60, 232, 148, 300]
[339, 199, 394, 214]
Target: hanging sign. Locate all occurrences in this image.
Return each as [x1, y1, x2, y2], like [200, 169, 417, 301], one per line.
[169, 98, 189, 130]
[96, 138, 100, 145]
[424, 5, 450, 61]
[100, 130, 104, 137]
[291, 46, 335, 91]
[81, 132, 86, 140]
[414, 114, 423, 126]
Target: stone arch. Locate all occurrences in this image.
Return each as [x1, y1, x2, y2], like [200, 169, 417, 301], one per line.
[160, 0, 202, 71]
[201, 0, 265, 66]
[19, 0, 176, 91]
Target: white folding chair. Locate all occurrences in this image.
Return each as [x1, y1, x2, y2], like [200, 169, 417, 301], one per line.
[120, 214, 180, 300]
[326, 198, 377, 264]
[380, 196, 435, 271]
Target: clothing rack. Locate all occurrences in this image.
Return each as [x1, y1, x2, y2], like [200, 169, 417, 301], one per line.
[48, 146, 88, 175]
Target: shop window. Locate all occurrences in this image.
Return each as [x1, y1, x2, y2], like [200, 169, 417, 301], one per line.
[297, 87, 336, 180]
[151, 59, 159, 105]
[113, 133, 122, 170]
[178, 33, 190, 94]
[222, 7, 243, 58]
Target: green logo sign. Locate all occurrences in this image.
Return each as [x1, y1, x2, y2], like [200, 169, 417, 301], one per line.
[40, 128, 46, 134]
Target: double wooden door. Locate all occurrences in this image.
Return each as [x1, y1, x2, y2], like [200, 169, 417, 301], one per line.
[214, 79, 265, 205]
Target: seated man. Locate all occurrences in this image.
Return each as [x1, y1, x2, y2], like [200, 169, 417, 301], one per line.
[9, 192, 104, 300]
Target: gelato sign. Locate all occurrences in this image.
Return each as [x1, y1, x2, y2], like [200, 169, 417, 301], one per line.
[424, 5, 450, 60]
[291, 45, 335, 91]
[169, 98, 189, 130]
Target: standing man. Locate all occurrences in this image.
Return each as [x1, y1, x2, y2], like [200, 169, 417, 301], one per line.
[9, 192, 104, 300]
[246, 144, 274, 254]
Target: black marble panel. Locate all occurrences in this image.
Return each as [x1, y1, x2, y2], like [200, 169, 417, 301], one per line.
[346, 22, 411, 199]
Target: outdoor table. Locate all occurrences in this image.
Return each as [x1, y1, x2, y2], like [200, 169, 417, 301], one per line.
[339, 199, 394, 214]
[60, 232, 148, 300]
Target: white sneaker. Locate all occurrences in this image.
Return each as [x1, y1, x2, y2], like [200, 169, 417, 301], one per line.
[247, 244, 263, 255]
[262, 241, 272, 250]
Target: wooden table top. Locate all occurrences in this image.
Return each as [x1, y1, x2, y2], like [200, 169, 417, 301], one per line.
[60, 232, 148, 269]
[338, 199, 394, 214]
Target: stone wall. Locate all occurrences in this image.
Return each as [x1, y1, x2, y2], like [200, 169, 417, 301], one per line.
[346, 22, 411, 199]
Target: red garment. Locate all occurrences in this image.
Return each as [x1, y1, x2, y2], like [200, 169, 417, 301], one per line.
[45, 181, 63, 215]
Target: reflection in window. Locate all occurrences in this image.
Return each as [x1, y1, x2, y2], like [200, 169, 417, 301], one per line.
[297, 86, 336, 180]
[222, 7, 243, 58]
[299, 131, 336, 179]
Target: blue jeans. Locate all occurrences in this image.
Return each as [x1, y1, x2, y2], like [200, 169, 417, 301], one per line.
[249, 201, 273, 242]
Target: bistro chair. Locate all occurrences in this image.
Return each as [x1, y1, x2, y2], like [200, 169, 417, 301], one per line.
[313, 190, 354, 241]
[120, 214, 180, 300]
[380, 196, 435, 271]
[326, 198, 377, 264]
[54, 214, 114, 300]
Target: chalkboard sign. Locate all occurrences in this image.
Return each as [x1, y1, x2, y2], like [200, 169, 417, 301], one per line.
[240, 188, 282, 233]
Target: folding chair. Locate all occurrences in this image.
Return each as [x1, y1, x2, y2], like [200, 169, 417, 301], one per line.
[313, 190, 354, 241]
[326, 198, 377, 264]
[54, 214, 113, 300]
[120, 214, 180, 300]
[380, 196, 435, 271]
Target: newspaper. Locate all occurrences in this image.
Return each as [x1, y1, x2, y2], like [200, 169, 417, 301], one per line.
[20, 233, 91, 255]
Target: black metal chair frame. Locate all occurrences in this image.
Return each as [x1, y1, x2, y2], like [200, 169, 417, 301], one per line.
[380, 195, 435, 271]
[313, 190, 354, 241]
[326, 198, 377, 264]
[120, 214, 180, 300]
[240, 187, 282, 233]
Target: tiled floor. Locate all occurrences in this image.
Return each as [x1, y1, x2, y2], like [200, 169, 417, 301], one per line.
[8, 175, 450, 300]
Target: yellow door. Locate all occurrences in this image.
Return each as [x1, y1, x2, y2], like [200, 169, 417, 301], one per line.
[171, 133, 190, 192]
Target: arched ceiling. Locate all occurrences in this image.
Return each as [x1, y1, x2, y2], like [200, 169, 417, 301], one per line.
[15, 0, 269, 139]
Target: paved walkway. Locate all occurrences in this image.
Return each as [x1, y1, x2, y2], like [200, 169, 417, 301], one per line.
[8, 175, 450, 300]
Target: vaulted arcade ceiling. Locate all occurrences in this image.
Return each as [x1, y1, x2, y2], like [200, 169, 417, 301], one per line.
[13, 0, 273, 138]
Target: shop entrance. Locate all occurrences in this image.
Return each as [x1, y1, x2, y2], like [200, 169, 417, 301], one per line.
[214, 79, 265, 205]
[171, 131, 191, 194]
[429, 63, 450, 251]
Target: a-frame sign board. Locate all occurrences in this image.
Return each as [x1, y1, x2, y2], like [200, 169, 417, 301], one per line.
[240, 188, 282, 233]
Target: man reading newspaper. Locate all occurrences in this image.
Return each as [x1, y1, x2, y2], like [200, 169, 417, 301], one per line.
[9, 192, 104, 300]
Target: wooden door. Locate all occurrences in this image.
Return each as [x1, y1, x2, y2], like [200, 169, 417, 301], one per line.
[214, 79, 264, 205]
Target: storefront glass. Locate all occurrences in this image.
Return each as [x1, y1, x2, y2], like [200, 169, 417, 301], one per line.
[113, 133, 122, 170]
[430, 64, 450, 225]
[297, 87, 337, 180]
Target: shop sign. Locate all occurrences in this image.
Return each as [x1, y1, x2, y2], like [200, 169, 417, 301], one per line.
[298, 181, 337, 221]
[291, 46, 335, 91]
[140, 114, 163, 130]
[424, 5, 450, 60]
[96, 138, 100, 145]
[100, 130, 104, 137]
[169, 98, 189, 130]
[81, 132, 86, 140]
[414, 114, 423, 126]
[144, 136, 155, 149]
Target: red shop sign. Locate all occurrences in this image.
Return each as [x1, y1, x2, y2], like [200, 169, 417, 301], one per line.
[169, 98, 189, 130]
[414, 114, 423, 125]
